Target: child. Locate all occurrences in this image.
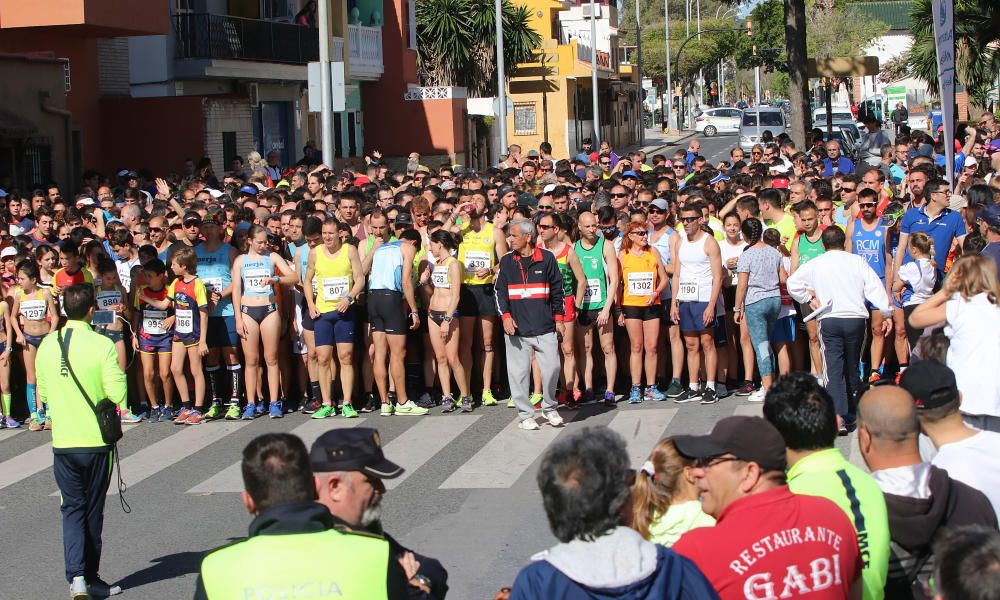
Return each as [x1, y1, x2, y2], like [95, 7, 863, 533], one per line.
[10, 260, 58, 430]
[0, 247, 17, 288]
[0, 294, 15, 428]
[53, 240, 94, 317]
[95, 257, 141, 422]
[893, 231, 937, 356]
[33, 244, 57, 291]
[133, 259, 174, 422]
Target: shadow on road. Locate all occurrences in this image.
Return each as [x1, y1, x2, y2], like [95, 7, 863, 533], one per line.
[115, 550, 205, 592]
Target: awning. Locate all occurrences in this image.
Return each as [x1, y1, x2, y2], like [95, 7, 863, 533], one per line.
[0, 108, 38, 137]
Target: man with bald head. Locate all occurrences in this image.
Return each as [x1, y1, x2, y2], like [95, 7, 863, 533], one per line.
[857, 384, 997, 598]
[823, 140, 856, 176]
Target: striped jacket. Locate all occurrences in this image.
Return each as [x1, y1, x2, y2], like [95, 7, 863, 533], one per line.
[494, 246, 565, 337]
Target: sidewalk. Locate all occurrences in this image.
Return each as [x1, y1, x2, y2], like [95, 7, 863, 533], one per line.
[618, 127, 698, 158]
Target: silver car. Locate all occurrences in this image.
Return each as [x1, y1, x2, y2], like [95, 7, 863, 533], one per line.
[739, 108, 789, 149]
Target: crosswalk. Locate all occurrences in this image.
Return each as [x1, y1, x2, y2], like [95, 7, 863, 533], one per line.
[0, 402, 865, 499]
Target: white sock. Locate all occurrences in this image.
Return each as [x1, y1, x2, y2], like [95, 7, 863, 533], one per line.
[707, 381, 716, 391]
[689, 382, 700, 391]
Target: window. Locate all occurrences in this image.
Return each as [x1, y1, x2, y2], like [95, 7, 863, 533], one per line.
[62, 59, 71, 92]
[514, 102, 537, 136]
[24, 145, 52, 187]
[742, 111, 784, 127]
[407, 0, 417, 50]
[222, 131, 237, 165]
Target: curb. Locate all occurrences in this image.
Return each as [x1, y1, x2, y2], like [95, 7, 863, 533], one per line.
[641, 130, 698, 156]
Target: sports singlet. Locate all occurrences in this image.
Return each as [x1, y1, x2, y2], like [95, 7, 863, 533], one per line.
[167, 277, 208, 337]
[196, 243, 234, 316]
[546, 243, 574, 297]
[796, 232, 825, 266]
[369, 241, 404, 292]
[115, 256, 140, 290]
[458, 224, 495, 285]
[649, 226, 674, 301]
[852, 220, 887, 279]
[621, 249, 660, 307]
[677, 233, 714, 303]
[575, 238, 608, 311]
[314, 245, 353, 313]
[135, 285, 171, 337]
[240, 254, 274, 297]
[431, 256, 456, 289]
[53, 266, 94, 315]
[720, 239, 747, 287]
[19, 289, 47, 322]
[95, 288, 123, 312]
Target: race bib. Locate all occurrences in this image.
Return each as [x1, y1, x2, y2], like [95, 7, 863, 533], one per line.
[322, 277, 350, 302]
[243, 267, 270, 294]
[583, 278, 602, 303]
[627, 272, 655, 297]
[463, 250, 490, 272]
[175, 309, 194, 334]
[143, 309, 167, 335]
[677, 279, 699, 302]
[96, 291, 120, 311]
[20, 300, 46, 321]
[204, 277, 224, 295]
[431, 266, 450, 288]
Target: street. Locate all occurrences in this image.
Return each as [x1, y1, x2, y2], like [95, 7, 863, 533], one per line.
[0, 398, 863, 599]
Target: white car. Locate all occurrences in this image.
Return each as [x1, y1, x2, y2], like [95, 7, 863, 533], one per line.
[694, 107, 742, 136]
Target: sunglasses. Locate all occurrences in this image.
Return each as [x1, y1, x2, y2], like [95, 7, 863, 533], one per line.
[841, 187, 856, 192]
[537, 205, 554, 210]
[630, 230, 648, 237]
[752, 151, 762, 155]
[673, 165, 685, 169]
[680, 216, 699, 223]
[648, 208, 665, 215]
[634, 202, 649, 208]
[601, 225, 618, 231]
[537, 224, 554, 230]
[611, 193, 629, 198]
[859, 202, 877, 209]
[540, 167, 553, 172]
[600, 161, 611, 166]
[149, 227, 164, 233]
[695, 456, 741, 469]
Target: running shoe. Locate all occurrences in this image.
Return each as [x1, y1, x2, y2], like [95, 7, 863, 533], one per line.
[203, 403, 224, 421]
[254, 401, 265, 417]
[268, 401, 284, 419]
[603, 390, 617, 407]
[556, 390, 570, 406]
[416, 392, 435, 408]
[87, 577, 122, 597]
[311, 404, 336, 419]
[148, 408, 161, 424]
[868, 371, 882, 384]
[394, 402, 429, 416]
[460, 396, 473, 412]
[241, 404, 257, 420]
[700, 388, 719, 405]
[3, 416, 20, 428]
[664, 379, 686, 398]
[120, 410, 143, 424]
[161, 406, 175, 421]
[28, 413, 42, 431]
[645, 386, 667, 402]
[518, 418, 540, 431]
[543, 410, 564, 427]
[340, 403, 358, 418]
[506, 397, 516, 408]
[747, 388, 766, 403]
[359, 393, 379, 413]
[565, 393, 580, 411]
[673, 388, 702, 404]
[302, 399, 323, 414]
[529, 393, 543, 409]
[43, 418, 52, 430]
[628, 385, 643, 404]
[173, 408, 193, 424]
[734, 381, 755, 396]
[184, 409, 205, 425]
[579, 390, 596, 405]
[380, 403, 394, 416]
[715, 383, 732, 399]
[441, 395, 456, 413]
[70, 576, 88, 600]
[481, 389, 498, 406]
[225, 403, 241, 420]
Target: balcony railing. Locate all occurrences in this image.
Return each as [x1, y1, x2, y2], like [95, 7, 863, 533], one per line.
[347, 23, 383, 79]
[173, 13, 319, 64]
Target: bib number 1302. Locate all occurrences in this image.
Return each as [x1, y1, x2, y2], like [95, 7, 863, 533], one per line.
[627, 272, 654, 296]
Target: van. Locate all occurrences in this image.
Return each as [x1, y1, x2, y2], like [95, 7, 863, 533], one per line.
[739, 108, 789, 150]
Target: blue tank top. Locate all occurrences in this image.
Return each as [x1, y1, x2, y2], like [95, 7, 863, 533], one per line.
[852, 221, 887, 280]
[297, 244, 311, 283]
[241, 254, 275, 297]
[196, 243, 234, 317]
[369, 241, 404, 292]
[650, 226, 674, 300]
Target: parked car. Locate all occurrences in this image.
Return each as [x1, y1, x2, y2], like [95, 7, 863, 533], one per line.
[739, 108, 789, 149]
[695, 107, 742, 136]
[812, 106, 857, 127]
[821, 131, 858, 160]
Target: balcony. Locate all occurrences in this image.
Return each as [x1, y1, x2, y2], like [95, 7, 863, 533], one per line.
[173, 14, 318, 65]
[347, 23, 383, 80]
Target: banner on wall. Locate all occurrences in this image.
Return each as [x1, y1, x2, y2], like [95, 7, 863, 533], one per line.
[931, 0, 955, 187]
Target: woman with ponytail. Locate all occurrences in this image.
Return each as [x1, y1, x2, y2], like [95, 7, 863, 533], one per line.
[733, 219, 787, 401]
[629, 438, 714, 546]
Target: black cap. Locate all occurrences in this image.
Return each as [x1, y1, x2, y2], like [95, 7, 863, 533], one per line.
[309, 427, 403, 479]
[394, 212, 413, 227]
[183, 211, 202, 226]
[673, 416, 787, 472]
[899, 360, 959, 410]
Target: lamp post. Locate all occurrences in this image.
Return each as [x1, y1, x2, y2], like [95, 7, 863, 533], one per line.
[664, 0, 673, 133]
[591, 0, 600, 145]
[636, 0, 643, 145]
[496, 0, 508, 155]
[318, 0, 333, 161]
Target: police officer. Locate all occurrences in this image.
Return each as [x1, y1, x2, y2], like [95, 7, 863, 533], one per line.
[38, 284, 127, 599]
[310, 428, 449, 599]
[194, 433, 410, 599]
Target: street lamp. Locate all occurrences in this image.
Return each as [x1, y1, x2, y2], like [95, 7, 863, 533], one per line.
[496, 0, 508, 155]
[591, 0, 600, 146]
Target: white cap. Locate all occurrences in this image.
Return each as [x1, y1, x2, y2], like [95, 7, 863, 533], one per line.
[76, 197, 96, 207]
[1, 246, 16, 259]
[542, 183, 557, 194]
[205, 188, 225, 198]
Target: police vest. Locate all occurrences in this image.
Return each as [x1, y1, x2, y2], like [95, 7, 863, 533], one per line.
[200, 527, 391, 599]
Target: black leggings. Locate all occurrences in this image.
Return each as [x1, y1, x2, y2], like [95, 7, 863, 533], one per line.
[902, 304, 922, 354]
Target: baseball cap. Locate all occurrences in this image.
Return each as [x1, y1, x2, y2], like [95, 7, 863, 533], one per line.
[76, 197, 96, 208]
[526, 150, 540, 158]
[498, 185, 516, 198]
[979, 203, 1000, 230]
[899, 360, 959, 410]
[353, 175, 371, 186]
[0, 188, 7, 198]
[651, 198, 669, 211]
[964, 157, 979, 169]
[183, 211, 202, 226]
[710, 173, 731, 185]
[673, 416, 787, 472]
[949, 194, 968, 211]
[394, 212, 413, 227]
[239, 185, 259, 196]
[771, 177, 790, 189]
[309, 428, 403, 479]
[0, 247, 16, 259]
[204, 188, 224, 199]
[542, 183, 557, 195]
[880, 201, 905, 227]
[517, 192, 538, 208]
[621, 170, 639, 180]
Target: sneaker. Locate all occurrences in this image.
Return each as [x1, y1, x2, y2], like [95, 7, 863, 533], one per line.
[43, 418, 52, 430]
[746, 388, 767, 403]
[147, 407, 161, 424]
[302, 399, 323, 414]
[87, 578, 122, 597]
[204, 403, 224, 421]
[241, 404, 257, 420]
[543, 410, 564, 427]
[565, 393, 580, 411]
[460, 396, 473, 412]
[70, 575, 88, 600]
[673, 388, 702, 404]
[628, 385, 643, 404]
[254, 402, 265, 417]
[734, 381, 755, 396]
[340, 403, 358, 418]
[665, 380, 686, 398]
[868, 371, 882, 384]
[518, 418, 540, 431]
[603, 390, 617, 407]
[395, 402, 429, 416]
[441, 395, 456, 413]
[3, 416, 20, 428]
[645, 386, 667, 402]
[380, 403, 394, 417]
[715, 383, 732, 399]
[161, 406, 175, 421]
[28, 417, 43, 432]
[556, 390, 569, 406]
[481, 389, 498, 406]
[120, 410, 143, 424]
[529, 393, 543, 409]
[416, 392, 435, 408]
[579, 390, 596, 405]
[700, 388, 719, 405]
[173, 408, 193, 424]
[359, 393, 379, 413]
[225, 403, 241, 420]
[506, 397, 516, 408]
[311, 404, 336, 419]
[184, 409, 205, 425]
[268, 401, 284, 418]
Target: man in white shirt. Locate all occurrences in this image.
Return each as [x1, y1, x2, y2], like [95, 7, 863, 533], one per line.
[787, 226, 892, 431]
[900, 360, 1000, 520]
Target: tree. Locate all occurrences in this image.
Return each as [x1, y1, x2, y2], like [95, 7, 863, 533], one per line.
[416, 0, 542, 97]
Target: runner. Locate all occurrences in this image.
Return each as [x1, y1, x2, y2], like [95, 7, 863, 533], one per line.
[618, 222, 668, 403]
[537, 212, 578, 407]
[423, 229, 471, 413]
[0, 297, 13, 428]
[293, 216, 324, 413]
[133, 259, 175, 422]
[10, 261, 57, 430]
[892, 232, 937, 352]
[846, 188, 892, 381]
[789, 200, 825, 377]
[719, 212, 754, 395]
[646, 198, 685, 398]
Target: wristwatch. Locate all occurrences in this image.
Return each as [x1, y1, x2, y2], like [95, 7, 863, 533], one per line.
[411, 574, 432, 590]
[347, 295, 355, 305]
[441, 315, 452, 322]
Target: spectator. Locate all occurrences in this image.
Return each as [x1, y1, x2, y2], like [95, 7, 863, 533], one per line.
[857, 384, 997, 599]
[933, 525, 1000, 600]
[672, 416, 864, 599]
[763, 372, 890, 600]
[509, 426, 718, 599]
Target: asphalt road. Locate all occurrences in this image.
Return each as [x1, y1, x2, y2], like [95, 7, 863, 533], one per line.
[0, 398, 863, 599]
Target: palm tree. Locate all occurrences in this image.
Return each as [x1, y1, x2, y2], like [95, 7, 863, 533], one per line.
[416, 0, 542, 97]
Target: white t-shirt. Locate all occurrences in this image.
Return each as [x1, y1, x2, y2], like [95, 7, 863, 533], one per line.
[897, 258, 936, 306]
[946, 293, 1000, 417]
[720, 239, 747, 287]
[932, 430, 1000, 519]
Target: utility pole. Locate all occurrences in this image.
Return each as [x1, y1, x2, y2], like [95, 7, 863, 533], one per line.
[636, 0, 643, 145]
[591, 0, 600, 145]
[318, 0, 333, 161]
[696, 0, 702, 107]
[496, 0, 508, 154]
[664, 0, 673, 133]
